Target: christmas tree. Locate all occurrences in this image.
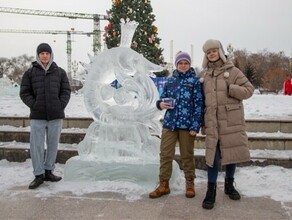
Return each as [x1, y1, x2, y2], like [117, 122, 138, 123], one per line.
[104, 0, 164, 66]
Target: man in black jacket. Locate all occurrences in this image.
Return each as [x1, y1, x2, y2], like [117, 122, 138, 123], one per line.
[20, 43, 71, 189]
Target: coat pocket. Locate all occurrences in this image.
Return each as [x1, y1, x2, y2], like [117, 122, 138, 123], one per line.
[225, 104, 242, 126]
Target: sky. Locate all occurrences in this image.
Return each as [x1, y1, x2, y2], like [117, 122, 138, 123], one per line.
[0, 0, 292, 71]
[1, 79, 292, 204]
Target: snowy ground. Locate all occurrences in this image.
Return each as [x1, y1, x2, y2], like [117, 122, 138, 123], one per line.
[1, 88, 292, 119]
[0, 158, 291, 202]
[0, 85, 292, 203]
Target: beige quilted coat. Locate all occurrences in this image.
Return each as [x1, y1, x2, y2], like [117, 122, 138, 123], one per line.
[201, 59, 254, 167]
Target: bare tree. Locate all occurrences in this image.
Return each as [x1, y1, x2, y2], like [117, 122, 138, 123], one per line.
[0, 57, 10, 78]
[261, 68, 289, 93]
[2, 54, 34, 84]
[232, 49, 291, 90]
[226, 43, 235, 60]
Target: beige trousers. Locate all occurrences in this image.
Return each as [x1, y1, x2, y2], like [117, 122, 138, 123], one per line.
[159, 128, 195, 180]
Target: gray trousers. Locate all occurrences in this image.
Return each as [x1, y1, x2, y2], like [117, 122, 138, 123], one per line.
[30, 119, 63, 176]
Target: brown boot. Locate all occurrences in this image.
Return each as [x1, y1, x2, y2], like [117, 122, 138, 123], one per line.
[149, 179, 170, 199]
[185, 177, 195, 198]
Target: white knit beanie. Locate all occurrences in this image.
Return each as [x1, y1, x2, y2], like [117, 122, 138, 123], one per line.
[202, 39, 227, 68]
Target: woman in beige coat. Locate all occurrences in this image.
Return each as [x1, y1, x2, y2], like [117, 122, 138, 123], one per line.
[200, 39, 254, 209]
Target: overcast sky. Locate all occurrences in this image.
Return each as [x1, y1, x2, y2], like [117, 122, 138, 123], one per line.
[0, 0, 291, 71]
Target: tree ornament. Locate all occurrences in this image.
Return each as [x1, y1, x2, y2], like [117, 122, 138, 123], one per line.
[131, 41, 138, 48]
[148, 34, 155, 44]
[114, 0, 121, 5]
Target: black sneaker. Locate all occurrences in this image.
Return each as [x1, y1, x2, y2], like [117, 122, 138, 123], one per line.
[44, 170, 62, 182]
[28, 175, 44, 189]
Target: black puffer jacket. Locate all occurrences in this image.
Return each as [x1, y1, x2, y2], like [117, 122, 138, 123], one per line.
[20, 61, 71, 120]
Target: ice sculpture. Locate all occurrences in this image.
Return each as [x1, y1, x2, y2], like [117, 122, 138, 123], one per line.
[64, 19, 182, 188]
[0, 77, 19, 96]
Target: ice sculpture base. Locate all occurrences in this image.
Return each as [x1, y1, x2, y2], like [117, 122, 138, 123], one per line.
[64, 156, 182, 187]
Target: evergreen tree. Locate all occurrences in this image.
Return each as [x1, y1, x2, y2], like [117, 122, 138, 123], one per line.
[104, 0, 164, 65]
[244, 60, 257, 86]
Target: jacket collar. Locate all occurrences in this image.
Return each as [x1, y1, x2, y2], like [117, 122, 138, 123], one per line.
[207, 59, 224, 69]
[173, 67, 196, 78]
[32, 61, 57, 73]
[207, 59, 234, 77]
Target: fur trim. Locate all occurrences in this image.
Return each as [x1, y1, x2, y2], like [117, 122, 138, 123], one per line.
[202, 54, 209, 69]
[218, 47, 227, 63]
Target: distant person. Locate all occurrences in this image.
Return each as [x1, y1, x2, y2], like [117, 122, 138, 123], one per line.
[20, 43, 71, 189]
[200, 39, 254, 209]
[149, 52, 204, 199]
[283, 74, 292, 95]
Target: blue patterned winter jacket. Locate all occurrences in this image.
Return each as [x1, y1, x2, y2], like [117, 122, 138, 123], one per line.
[156, 67, 204, 133]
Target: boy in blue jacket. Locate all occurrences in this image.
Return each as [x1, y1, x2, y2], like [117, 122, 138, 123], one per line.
[149, 52, 204, 199]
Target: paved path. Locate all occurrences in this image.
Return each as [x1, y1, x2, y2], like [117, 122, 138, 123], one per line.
[1, 184, 291, 220]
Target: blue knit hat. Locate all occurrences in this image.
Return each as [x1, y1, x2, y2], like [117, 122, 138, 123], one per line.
[175, 51, 191, 67]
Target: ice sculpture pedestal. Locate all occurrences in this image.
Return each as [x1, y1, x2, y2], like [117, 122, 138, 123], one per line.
[64, 158, 161, 187]
[64, 156, 181, 188]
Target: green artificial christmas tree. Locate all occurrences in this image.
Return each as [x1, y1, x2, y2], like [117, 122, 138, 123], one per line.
[104, 0, 164, 66]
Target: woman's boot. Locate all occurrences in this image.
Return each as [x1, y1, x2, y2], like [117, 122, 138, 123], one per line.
[149, 179, 170, 199]
[224, 177, 241, 200]
[202, 183, 217, 209]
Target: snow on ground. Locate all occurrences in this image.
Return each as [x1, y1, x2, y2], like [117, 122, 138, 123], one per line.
[0, 85, 292, 202]
[0, 159, 292, 203]
[1, 89, 292, 119]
